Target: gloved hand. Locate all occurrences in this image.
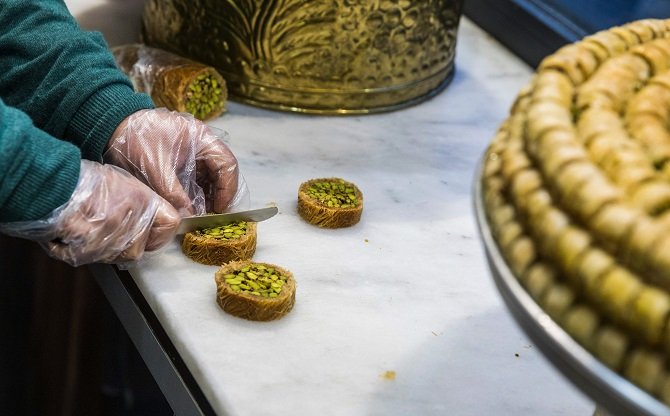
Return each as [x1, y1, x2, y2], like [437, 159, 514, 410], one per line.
[104, 108, 248, 216]
[0, 160, 180, 266]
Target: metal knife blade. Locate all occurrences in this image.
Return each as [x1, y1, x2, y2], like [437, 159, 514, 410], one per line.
[175, 206, 278, 235]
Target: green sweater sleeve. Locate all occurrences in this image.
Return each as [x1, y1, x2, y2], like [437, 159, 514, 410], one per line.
[0, 0, 154, 161]
[0, 99, 80, 222]
[0, 0, 156, 222]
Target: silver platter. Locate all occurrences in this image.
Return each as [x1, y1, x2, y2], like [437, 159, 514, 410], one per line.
[472, 158, 670, 416]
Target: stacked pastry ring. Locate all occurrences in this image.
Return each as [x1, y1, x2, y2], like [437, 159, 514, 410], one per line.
[481, 19, 670, 404]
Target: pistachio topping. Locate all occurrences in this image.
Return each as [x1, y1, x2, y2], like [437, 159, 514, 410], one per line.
[185, 73, 224, 120]
[223, 263, 287, 297]
[306, 179, 359, 208]
[195, 221, 248, 240]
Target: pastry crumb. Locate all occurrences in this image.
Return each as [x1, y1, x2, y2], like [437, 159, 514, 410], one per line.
[381, 370, 396, 381]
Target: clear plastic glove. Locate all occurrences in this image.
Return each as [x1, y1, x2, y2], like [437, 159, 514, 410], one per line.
[0, 160, 180, 267]
[104, 108, 249, 216]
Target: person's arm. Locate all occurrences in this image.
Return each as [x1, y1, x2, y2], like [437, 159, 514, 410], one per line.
[0, 98, 80, 222]
[0, 99, 181, 265]
[0, 0, 153, 161]
[0, 1, 247, 216]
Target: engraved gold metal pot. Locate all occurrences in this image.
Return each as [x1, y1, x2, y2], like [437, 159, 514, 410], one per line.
[142, 0, 464, 114]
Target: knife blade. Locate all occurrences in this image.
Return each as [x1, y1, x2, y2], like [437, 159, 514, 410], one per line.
[175, 206, 279, 235]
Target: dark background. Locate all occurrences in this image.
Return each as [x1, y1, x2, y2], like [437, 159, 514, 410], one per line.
[464, 0, 670, 67]
[0, 236, 172, 416]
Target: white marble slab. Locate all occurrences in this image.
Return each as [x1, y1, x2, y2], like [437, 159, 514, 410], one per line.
[65, 1, 594, 414]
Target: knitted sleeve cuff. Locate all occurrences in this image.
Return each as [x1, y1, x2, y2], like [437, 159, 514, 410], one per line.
[65, 83, 155, 161]
[0, 128, 81, 222]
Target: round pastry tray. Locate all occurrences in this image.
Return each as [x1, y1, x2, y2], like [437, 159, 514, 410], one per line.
[472, 159, 670, 416]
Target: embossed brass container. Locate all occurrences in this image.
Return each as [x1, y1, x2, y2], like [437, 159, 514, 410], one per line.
[141, 0, 464, 114]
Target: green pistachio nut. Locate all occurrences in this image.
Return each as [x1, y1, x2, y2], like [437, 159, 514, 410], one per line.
[225, 263, 287, 297]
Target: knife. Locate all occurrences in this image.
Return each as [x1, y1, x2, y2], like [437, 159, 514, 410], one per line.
[175, 206, 279, 235]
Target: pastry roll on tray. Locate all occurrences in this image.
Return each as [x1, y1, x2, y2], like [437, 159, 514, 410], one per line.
[480, 18, 670, 405]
